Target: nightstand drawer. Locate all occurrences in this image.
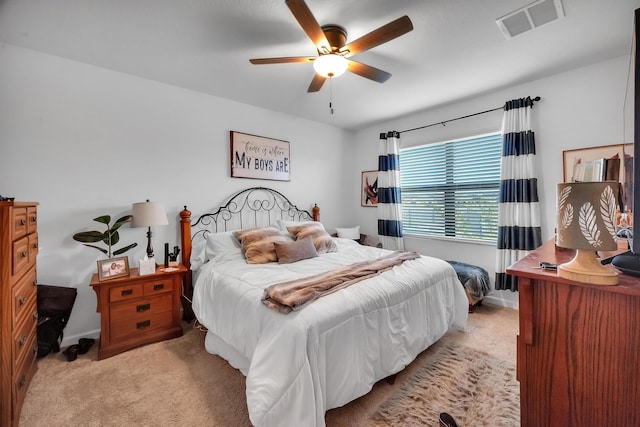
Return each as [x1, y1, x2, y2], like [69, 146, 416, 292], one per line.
[109, 283, 144, 302]
[110, 309, 174, 342]
[142, 278, 173, 296]
[110, 293, 174, 319]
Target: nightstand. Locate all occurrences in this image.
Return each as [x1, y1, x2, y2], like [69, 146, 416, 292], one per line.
[90, 264, 186, 360]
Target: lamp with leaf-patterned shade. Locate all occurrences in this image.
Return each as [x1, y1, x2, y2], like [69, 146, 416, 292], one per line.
[556, 181, 619, 285]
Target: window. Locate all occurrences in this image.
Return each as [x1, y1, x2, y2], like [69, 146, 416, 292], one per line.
[399, 133, 502, 242]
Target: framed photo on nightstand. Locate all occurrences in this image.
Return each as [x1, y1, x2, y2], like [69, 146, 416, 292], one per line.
[97, 256, 130, 281]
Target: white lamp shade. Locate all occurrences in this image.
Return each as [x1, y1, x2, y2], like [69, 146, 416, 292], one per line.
[313, 54, 348, 78]
[131, 201, 168, 227]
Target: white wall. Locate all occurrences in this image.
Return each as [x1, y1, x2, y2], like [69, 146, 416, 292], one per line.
[351, 55, 631, 308]
[0, 43, 355, 344]
[1, 40, 631, 340]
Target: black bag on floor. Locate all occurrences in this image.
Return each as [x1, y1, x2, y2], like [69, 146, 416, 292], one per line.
[37, 284, 77, 358]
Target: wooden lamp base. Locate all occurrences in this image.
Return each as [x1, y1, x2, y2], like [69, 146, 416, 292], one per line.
[558, 249, 618, 285]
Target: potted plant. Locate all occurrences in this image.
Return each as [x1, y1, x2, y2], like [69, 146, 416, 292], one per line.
[73, 214, 137, 258]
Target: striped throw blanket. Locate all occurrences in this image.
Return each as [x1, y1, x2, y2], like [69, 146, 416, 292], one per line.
[262, 251, 421, 313]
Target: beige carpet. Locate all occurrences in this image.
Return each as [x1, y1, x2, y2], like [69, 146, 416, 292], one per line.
[371, 343, 519, 426]
[20, 303, 518, 426]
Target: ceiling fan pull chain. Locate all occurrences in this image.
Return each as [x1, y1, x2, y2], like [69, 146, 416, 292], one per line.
[329, 76, 334, 115]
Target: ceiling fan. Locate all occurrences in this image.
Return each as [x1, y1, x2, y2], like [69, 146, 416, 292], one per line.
[249, 0, 414, 93]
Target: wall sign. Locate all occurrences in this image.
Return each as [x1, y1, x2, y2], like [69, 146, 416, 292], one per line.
[230, 131, 290, 181]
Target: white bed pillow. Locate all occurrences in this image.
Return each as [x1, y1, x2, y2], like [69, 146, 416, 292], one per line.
[206, 230, 241, 259]
[190, 236, 207, 271]
[335, 226, 360, 240]
[190, 230, 242, 270]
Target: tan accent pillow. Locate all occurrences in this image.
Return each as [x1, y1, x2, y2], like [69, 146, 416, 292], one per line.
[233, 227, 292, 264]
[287, 223, 337, 254]
[274, 237, 319, 264]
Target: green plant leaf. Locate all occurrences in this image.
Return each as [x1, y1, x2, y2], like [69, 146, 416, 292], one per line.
[111, 215, 133, 232]
[83, 244, 108, 255]
[113, 242, 138, 256]
[72, 231, 104, 243]
[93, 215, 111, 224]
[102, 231, 120, 246]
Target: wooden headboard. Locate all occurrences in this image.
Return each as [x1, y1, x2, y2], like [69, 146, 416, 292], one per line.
[179, 187, 319, 321]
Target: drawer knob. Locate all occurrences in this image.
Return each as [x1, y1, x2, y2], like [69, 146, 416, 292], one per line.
[137, 320, 151, 329]
[153, 283, 164, 291]
[18, 295, 26, 306]
[136, 303, 151, 312]
[18, 375, 26, 389]
[21, 250, 28, 258]
[19, 219, 26, 226]
[121, 289, 133, 296]
[33, 310, 38, 319]
[31, 216, 37, 223]
[32, 242, 38, 249]
[18, 335, 27, 347]
[32, 279, 37, 287]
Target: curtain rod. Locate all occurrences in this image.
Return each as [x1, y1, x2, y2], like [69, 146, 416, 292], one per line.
[398, 96, 541, 135]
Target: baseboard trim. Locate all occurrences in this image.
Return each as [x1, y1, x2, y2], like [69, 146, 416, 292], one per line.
[483, 294, 519, 310]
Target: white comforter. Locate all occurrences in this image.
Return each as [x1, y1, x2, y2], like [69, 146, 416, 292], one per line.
[192, 238, 468, 427]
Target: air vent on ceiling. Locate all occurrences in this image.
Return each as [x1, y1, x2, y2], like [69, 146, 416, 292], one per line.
[496, 0, 565, 39]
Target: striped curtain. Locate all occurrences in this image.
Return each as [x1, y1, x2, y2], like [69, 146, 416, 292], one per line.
[495, 97, 542, 291]
[378, 131, 404, 250]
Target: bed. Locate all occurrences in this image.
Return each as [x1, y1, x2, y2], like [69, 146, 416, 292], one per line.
[179, 187, 468, 427]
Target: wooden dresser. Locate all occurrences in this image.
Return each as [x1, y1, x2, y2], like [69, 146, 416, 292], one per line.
[0, 201, 39, 427]
[507, 240, 640, 426]
[90, 265, 185, 360]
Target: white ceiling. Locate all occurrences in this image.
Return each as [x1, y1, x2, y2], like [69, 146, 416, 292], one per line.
[1, 0, 639, 130]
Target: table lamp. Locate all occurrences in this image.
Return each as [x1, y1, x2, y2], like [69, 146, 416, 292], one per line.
[556, 182, 619, 285]
[131, 199, 168, 258]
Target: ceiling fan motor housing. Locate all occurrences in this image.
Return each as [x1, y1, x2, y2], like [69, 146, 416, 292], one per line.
[320, 24, 347, 53]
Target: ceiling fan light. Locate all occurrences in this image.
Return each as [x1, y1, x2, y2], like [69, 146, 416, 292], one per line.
[313, 54, 348, 78]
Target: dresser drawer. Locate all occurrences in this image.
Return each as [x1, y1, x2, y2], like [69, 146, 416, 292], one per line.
[28, 233, 38, 265]
[11, 207, 28, 240]
[109, 283, 144, 302]
[13, 267, 37, 321]
[26, 206, 37, 235]
[13, 332, 37, 414]
[13, 310, 37, 367]
[12, 236, 33, 277]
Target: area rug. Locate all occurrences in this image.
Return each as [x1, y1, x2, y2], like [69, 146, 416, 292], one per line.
[371, 343, 520, 427]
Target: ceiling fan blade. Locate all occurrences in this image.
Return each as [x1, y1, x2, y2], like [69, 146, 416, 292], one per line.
[307, 73, 327, 92]
[285, 0, 330, 52]
[250, 56, 315, 64]
[340, 15, 413, 57]
[347, 60, 391, 83]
